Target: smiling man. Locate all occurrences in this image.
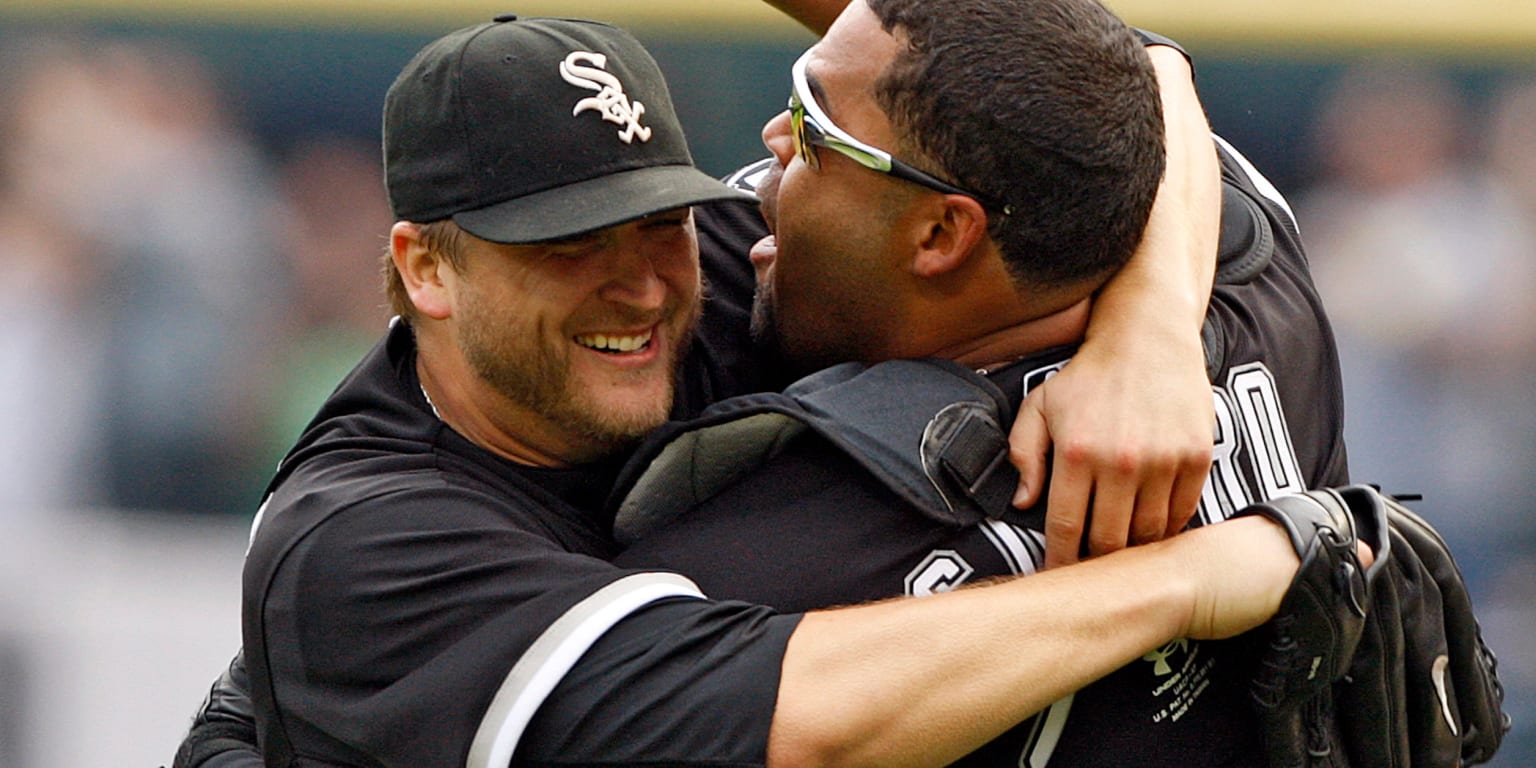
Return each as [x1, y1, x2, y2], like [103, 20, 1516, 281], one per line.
[375, 21, 730, 467]
[393, 209, 704, 465]
[183, 11, 1330, 768]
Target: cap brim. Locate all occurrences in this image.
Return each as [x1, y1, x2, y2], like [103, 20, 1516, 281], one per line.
[453, 164, 758, 244]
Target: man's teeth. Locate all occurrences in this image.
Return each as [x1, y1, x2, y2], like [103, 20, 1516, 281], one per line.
[576, 330, 653, 353]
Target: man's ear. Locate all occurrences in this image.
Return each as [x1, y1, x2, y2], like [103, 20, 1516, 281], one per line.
[911, 194, 991, 278]
[391, 221, 453, 320]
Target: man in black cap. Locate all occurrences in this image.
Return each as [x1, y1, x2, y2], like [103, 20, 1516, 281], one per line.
[175, 12, 1319, 768]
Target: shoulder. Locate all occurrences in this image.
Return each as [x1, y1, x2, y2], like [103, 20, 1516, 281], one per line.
[1202, 142, 1349, 489]
[697, 158, 770, 262]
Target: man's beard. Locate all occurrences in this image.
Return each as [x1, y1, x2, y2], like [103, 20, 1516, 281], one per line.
[461, 304, 698, 456]
[749, 280, 813, 385]
[749, 278, 781, 358]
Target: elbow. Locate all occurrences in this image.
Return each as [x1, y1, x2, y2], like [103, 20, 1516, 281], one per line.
[766, 703, 890, 768]
[766, 730, 849, 768]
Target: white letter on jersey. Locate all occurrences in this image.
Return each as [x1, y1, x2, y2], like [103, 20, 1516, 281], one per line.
[1227, 363, 1302, 500]
[904, 550, 975, 596]
[1197, 362, 1305, 524]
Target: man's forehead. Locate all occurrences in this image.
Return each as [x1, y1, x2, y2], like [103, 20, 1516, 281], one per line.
[805, 5, 900, 108]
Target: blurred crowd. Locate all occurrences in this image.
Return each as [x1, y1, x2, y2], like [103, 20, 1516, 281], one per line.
[1295, 57, 1536, 764]
[0, 30, 1531, 767]
[0, 35, 393, 524]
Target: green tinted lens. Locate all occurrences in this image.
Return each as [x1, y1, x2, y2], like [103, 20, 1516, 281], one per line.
[788, 93, 819, 169]
[786, 47, 1006, 214]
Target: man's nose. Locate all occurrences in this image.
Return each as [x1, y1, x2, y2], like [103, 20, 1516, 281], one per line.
[762, 110, 796, 167]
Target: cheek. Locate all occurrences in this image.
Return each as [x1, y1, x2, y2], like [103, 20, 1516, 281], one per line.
[776, 200, 844, 298]
[771, 166, 875, 310]
[653, 246, 702, 303]
[674, 257, 703, 301]
[489, 275, 588, 346]
[773, 239, 844, 341]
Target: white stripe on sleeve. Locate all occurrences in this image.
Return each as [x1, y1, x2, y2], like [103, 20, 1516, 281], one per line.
[1212, 134, 1298, 231]
[466, 572, 706, 768]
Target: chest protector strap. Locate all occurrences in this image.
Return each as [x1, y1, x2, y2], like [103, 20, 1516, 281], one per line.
[613, 358, 1033, 546]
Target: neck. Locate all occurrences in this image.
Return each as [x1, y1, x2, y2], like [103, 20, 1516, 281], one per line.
[934, 297, 1092, 372]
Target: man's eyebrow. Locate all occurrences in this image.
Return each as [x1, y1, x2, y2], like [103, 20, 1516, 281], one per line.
[804, 67, 832, 113]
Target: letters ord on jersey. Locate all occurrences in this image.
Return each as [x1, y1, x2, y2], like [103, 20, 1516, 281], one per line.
[1199, 362, 1303, 525]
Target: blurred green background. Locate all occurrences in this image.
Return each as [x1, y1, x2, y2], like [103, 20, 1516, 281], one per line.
[4, 0, 1534, 191]
[0, 3, 1531, 767]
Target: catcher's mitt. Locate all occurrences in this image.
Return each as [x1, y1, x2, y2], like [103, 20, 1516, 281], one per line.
[1334, 492, 1511, 768]
[1234, 485, 1390, 768]
[1235, 485, 1511, 768]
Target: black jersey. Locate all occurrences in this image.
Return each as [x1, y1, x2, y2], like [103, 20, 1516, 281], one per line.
[608, 144, 1348, 767]
[241, 200, 801, 767]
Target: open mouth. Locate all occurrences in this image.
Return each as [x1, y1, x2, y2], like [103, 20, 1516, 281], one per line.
[574, 329, 654, 354]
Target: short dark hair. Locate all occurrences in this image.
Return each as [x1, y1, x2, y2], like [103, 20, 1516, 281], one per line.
[866, 0, 1165, 291]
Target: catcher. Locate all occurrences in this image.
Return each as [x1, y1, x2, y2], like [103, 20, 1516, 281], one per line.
[599, 0, 1508, 764]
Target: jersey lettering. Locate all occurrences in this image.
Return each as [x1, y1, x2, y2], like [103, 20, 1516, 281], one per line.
[979, 519, 1044, 577]
[903, 550, 975, 596]
[1198, 362, 1305, 523]
[1021, 360, 1067, 393]
[1226, 363, 1303, 501]
[1020, 694, 1074, 768]
[1199, 390, 1251, 525]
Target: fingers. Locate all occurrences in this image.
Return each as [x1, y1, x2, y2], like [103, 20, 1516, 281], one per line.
[1011, 347, 1217, 570]
[1082, 452, 1171, 558]
[1126, 471, 1175, 547]
[1082, 460, 1135, 558]
[1042, 439, 1160, 566]
[1042, 452, 1090, 569]
[1165, 454, 1208, 538]
[1044, 444, 1204, 569]
[1007, 398, 1051, 510]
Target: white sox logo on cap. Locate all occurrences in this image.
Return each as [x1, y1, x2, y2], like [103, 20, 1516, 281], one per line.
[559, 51, 652, 144]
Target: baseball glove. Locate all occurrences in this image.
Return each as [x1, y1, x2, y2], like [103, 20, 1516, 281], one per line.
[1234, 485, 1390, 768]
[1334, 492, 1511, 768]
[1235, 485, 1511, 768]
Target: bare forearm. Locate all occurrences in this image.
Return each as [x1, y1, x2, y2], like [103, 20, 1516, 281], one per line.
[768, 518, 1295, 768]
[1093, 45, 1219, 339]
[1009, 45, 1222, 557]
[762, 0, 848, 34]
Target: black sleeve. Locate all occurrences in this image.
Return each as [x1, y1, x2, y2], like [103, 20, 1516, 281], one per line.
[171, 652, 261, 768]
[251, 481, 801, 768]
[514, 599, 800, 766]
[1133, 28, 1191, 68]
[675, 173, 781, 416]
[1205, 143, 1350, 491]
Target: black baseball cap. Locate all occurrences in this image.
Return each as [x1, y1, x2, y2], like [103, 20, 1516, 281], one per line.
[384, 14, 755, 243]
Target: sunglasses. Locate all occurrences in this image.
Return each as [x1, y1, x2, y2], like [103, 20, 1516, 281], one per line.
[787, 48, 1009, 215]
